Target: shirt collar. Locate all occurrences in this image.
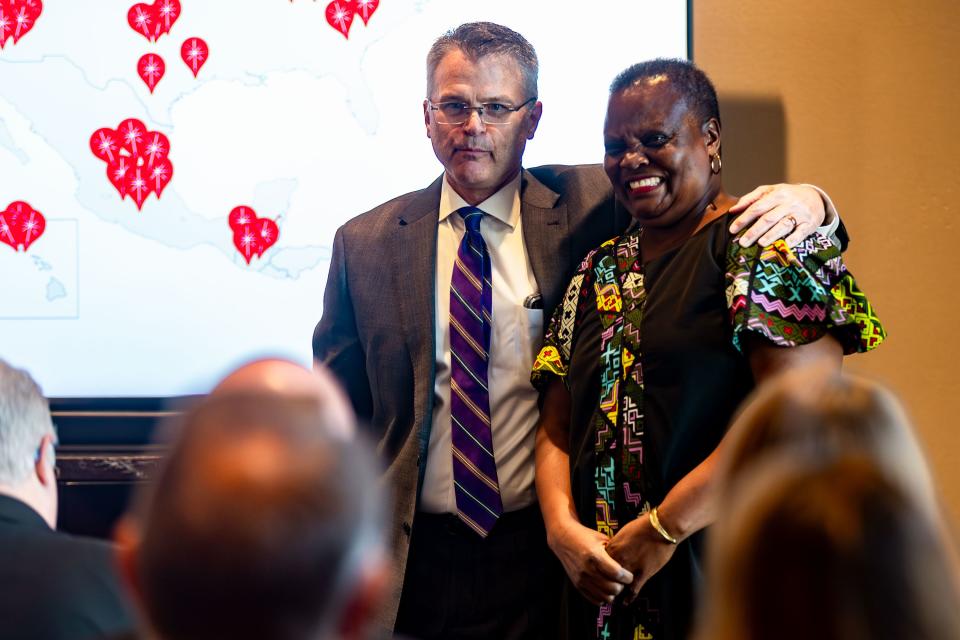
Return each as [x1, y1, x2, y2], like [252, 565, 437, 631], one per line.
[438, 172, 522, 229]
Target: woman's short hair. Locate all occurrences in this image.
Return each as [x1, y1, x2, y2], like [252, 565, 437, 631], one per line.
[609, 58, 720, 128]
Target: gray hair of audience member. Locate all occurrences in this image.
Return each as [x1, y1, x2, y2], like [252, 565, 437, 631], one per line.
[717, 364, 939, 519]
[697, 455, 960, 640]
[125, 393, 386, 640]
[426, 21, 539, 99]
[0, 359, 55, 485]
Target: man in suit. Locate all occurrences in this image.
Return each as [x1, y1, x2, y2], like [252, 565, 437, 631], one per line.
[313, 22, 838, 639]
[0, 359, 134, 640]
[113, 376, 388, 640]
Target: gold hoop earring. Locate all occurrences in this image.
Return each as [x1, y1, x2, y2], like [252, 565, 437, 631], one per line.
[710, 154, 722, 174]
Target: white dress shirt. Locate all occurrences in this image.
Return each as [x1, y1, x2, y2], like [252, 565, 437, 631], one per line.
[420, 173, 544, 514]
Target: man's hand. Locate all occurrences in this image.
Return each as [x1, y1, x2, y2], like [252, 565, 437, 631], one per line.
[604, 515, 677, 604]
[547, 518, 634, 606]
[728, 183, 827, 247]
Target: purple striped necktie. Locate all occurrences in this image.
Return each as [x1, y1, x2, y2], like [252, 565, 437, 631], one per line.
[449, 206, 502, 537]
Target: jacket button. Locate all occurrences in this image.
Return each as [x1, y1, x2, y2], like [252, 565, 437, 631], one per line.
[402, 521, 412, 536]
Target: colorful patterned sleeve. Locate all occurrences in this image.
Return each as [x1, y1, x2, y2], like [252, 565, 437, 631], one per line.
[530, 246, 601, 390]
[725, 233, 886, 354]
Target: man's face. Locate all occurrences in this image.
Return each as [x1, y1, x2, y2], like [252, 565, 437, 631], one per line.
[424, 50, 541, 204]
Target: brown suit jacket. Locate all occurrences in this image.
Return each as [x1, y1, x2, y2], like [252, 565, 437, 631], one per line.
[313, 164, 630, 633]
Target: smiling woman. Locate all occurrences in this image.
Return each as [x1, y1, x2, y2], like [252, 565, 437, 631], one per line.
[531, 59, 886, 640]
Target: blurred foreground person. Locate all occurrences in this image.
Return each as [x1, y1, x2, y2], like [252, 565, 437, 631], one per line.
[697, 455, 960, 640]
[0, 359, 133, 640]
[719, 366, 943, 519]
[114, 389, 388, 640]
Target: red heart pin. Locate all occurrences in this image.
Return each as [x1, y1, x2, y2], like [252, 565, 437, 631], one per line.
[142, 130, 170, 168]
[0, 0, 42, 49]
[127, 0, 179, 43]
[125, 166, 153, 210]
[0, 201, 46, 252]
[325, 0, 355, 39]
[154, 0, 179, 36]
[149, 158, 173, 197]
[90, 127, 121, 164]
[106, 156, 130, 198]
[180, 37, 209, 78]
[228, 205, 255, 229]
[354, 0, 378, 25]
[253, 218, 279, 257]
[90, 119, 173, 210]
[137, 53, 165, 93]
[228, 206, 280, 264]
[127, 2, 156, 41]
[117, 118, 147, 156]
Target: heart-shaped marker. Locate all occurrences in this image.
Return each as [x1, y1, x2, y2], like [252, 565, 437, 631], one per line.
[106, 156, 130, 198]
[253, 218, 279, 257]
[90, 127, 121, 164]
[180, 37, 209, 78]
[0, 0, 43, 49]
[149, 158, 173, 197]
[89, 119, 173, 210]
[0, 201, 46, 252]
[354, 0, 378, 25]
[325, 0, 355, 39]
[228, 206, 280, 264]
[127, 0, 180, 43]
[137, 53, 166, 93]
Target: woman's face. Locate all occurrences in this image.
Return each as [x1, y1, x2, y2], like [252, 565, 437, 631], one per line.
[603, 78, 719, 227]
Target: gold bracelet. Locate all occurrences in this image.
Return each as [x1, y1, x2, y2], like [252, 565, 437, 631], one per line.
[649, 507, 678, 545]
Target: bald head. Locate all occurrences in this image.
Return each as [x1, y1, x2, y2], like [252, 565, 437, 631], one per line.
[124, 393, 385, 640]
[212, 359, 355, 438]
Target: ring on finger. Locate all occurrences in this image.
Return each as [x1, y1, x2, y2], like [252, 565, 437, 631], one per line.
[785, 214, 798, 229]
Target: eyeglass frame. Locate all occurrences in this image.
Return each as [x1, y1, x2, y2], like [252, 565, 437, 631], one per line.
[426, 96, 538, 126]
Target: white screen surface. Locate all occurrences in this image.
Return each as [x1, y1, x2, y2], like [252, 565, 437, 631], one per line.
[0, 0, 688, 397]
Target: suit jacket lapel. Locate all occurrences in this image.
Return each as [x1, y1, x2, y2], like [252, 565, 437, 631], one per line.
[520, 169, 569, 315]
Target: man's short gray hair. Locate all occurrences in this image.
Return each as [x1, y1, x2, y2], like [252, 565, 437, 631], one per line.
[426, 22, 539, 100]
[0, 360, 54, 485]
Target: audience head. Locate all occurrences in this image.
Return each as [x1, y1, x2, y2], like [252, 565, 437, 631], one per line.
[719, 364, 938, 517]
[699, 455, 960, 640]
[117, 387, 387, 640]
[0, 359, 57, 527]
[212, 357, 355, 439]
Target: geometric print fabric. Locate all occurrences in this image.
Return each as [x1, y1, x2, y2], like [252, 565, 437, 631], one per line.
[533, 228, 885, 639]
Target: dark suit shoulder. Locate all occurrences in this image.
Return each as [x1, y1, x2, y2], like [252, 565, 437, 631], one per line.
[339, 182, 437, 241]
[526, 163, 620, 230]
[526, 164, 610, 198]
[0, 526, 134, 639]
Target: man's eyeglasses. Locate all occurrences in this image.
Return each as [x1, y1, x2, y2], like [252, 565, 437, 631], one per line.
[427, 97, 537, 126]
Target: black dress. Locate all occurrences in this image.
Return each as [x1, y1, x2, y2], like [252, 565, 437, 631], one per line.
[532, 217, 884, 640]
